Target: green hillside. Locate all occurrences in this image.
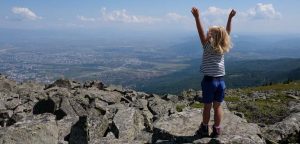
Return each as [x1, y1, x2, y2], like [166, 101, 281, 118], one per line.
[135, 58, 300, 94]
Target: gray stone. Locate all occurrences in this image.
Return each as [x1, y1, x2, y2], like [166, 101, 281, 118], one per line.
[113, 107, 144, 141]
[262, 111, 300, 143]
[83, 80, 104, 90]
[233, 111, 245, 119]
[215, 110, 265, 144]
[88, 115, 109, 140]
[105, 84, 124, 93]
[153, 109, 202, 142]
[96, 90, 123, 104]
[95, 98, 108, 112]
[4, 93, 20, 110]
[45, 79, 81, 90]
[162, 94, 180, 103]
[193, 138, 214, 144]
[69, 99, 87, 117]
[147, 95, 176, 118]
[0, 100, 6, 111]
[0, 114, 58, 144]
[57, 116, 79, 143]
[135, 131, 153, 143]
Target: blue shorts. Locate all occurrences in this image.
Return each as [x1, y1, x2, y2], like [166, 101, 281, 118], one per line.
[201, 76, 226, 103]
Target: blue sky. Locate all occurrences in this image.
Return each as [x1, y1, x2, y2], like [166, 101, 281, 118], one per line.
[0, 0, 299, 35]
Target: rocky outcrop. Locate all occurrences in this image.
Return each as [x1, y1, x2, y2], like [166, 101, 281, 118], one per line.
[262, 103, 300, 143]
[0, 74, 299, 143]
[0, 114, 59, 144]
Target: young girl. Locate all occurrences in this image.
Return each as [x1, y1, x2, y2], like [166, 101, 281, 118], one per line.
[191, 7, 236, 138]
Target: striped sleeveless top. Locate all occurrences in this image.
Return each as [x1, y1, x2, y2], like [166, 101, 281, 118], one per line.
[200, 42, 225, 77]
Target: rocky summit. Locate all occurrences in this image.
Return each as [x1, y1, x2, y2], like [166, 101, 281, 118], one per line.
[0, 74, 299, 144]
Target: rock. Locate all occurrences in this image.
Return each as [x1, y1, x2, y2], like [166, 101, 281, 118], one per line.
[95, 98, 108, 112]
[134, 131, 153, 143]
[58, 97, 78, 118]
[7, 112, 25, 126]
[45, 79, 81, 90]
[57, 116, 79, 143]
[17, 81, 46, 102]
[96, 90, 123, 105]
[136, 91, 151, 100]
[4, 93, 20, 110]
[83, 80, 104, 90]
[76, 89, 122, 105]
[88, 115, 109, 141]
[0, 110, 13, 127]
[262, 112, 300, 143]
[141, 109, 154, 131]
[287, 94, 300, 100]
[69, 98, 87, 117]
[162, 94, 181, 103]
[215, 110, 265, 144]
[105, 103, 126, 121]
[233, 111, 245, 119]
[105, 85, 124, 93]
[0, 100, 6, 111]
[0, 114, 58, 144]
[147, 95, 176, 119]
[0, 77, 16, 92]
[113, 107, 144, 141]
[193, 138, 216, 144]
[152, 109, 202, 143]
[181, 89, 200, 101]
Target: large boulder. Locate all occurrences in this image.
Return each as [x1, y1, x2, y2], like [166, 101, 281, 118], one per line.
[88, 115, 109, 141]
[57, 116, 79, 144]
[152, 108, 202, 143]
[147, 95, 176, 120]
[0, 114, 58, 144]
[214, 110, 265, 144]
[113, 107, 144, 141]
[262, 105, 300, 143]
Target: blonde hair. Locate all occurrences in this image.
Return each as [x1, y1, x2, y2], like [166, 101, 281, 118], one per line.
[208, 26, 232, 54]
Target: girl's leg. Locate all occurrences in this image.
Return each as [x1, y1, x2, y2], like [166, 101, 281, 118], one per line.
[213, 101, 222, 126]
[202, 103, 212, 125]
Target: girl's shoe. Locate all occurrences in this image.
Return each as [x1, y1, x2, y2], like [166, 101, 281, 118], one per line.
[196, 123, 209, 137]
[210, 125, 221, 138]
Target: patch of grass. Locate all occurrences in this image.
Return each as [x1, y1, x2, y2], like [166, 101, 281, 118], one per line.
[190, 101, 204, 109]
[245, 82, 300, 92]
[176, 104, 186, 112]
[224, 96, 241, 102]
[231, 98, 289, 124]
[226, 81, 300, 125]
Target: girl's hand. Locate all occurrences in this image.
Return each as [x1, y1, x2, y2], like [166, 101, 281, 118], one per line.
[191, 7, 200, 18]
[229, 9, 236, 18]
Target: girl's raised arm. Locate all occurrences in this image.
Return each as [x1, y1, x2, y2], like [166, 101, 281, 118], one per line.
[191, 7, 207, 47]
[226, 9, 236, 35]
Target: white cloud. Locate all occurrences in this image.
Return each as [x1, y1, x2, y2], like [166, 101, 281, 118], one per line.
[77, 16, 96, 22]
[199, 3, 281, 26]
[166, 12, 188, 22]
[245, 3, 281, 20]
[11, 7, 41, 20]
[100, 7, 160, 24]
[202, 6, 231, 26]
